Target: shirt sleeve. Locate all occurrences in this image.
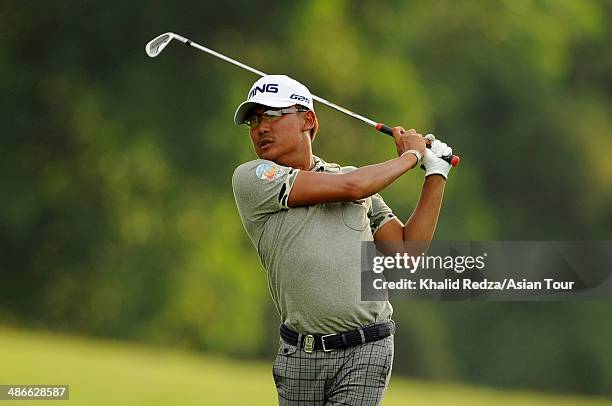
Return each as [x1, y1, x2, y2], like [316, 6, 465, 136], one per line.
[369, 193, 397, 236]
[232, 159, 300, 228]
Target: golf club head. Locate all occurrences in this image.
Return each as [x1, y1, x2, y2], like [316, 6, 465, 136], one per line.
[145, 32, 184, 57]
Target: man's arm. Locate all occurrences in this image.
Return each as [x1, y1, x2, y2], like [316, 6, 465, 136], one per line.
[288, 155, 418, 206]
[374, 137, 453, 255]
[288, 128, 426, 207]
[373, 175, 446, 255]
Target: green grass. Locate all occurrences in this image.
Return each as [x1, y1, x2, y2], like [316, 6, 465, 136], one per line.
[0, 327, 610, 405]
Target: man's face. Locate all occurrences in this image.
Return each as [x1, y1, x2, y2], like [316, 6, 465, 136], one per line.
[247, 105, 311, 162]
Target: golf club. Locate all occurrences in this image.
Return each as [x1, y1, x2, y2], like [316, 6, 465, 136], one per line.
[145, 32, 460, 166]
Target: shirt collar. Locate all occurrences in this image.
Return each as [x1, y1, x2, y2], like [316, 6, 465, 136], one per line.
[312, 155, 341, 173]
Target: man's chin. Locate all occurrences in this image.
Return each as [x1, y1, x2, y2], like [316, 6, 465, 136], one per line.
[257, 149, 279, 162]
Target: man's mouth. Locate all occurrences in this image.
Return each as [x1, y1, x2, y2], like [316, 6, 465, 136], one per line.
[259, 138, 274, 148]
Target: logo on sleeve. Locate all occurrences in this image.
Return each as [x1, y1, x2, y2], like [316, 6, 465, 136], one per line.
[255, 163, 285, 182]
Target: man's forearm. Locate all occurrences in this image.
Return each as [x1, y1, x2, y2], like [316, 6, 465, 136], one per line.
[373, 174, 446, 257]
[404, 175, 446, 242]
[289, 153, 420, 207]
[345, 153, 418, 200]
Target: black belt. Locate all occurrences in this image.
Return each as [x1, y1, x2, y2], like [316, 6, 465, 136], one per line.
[280, 320, 395, 353]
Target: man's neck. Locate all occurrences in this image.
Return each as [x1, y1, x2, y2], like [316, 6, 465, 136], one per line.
[275, 150, 314, 171]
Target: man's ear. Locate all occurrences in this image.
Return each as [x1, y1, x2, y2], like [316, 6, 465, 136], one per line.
[302, 110, 315, 131]
[302, 111, 318, 141]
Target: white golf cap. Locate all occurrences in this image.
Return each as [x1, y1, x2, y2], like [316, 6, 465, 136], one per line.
[233, 75, 314, 125]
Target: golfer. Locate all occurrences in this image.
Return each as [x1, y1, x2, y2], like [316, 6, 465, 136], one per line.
[232, 75, 452, 405]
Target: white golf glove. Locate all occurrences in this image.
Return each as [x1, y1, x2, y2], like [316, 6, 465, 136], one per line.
[421, 134, 452, 179]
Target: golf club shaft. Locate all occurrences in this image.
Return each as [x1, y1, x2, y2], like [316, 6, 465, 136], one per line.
[163, 33, 459, 166]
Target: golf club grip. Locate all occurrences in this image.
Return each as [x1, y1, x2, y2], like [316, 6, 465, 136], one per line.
[376, 123, 460, 167]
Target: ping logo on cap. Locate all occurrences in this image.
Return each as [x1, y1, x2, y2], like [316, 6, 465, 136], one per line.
[248, 83, 279, 99]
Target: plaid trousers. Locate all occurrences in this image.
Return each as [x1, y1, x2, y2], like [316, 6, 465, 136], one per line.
[272, 335, 394, 405]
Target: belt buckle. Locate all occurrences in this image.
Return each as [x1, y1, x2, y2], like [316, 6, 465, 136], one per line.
[304, 335, 314, 353]
[321, 333, 335, 352]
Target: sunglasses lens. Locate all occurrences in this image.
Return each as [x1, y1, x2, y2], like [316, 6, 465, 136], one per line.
[245, 116, 259, 129]
[262, 112, 281, 122]
[245, 108, 305, 129]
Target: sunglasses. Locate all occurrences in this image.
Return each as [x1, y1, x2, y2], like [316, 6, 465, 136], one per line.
[244, 107, 309, 130]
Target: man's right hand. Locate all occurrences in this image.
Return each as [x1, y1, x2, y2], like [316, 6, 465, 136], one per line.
[391, 127, 426, 158]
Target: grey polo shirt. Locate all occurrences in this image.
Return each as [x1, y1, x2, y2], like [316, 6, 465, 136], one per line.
[232, 156, 395, 334]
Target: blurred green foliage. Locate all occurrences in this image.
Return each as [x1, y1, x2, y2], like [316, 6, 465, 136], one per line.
[1, 0, 611, 397]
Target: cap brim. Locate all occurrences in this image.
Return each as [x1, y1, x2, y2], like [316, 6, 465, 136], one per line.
[233, 100, 297, 125]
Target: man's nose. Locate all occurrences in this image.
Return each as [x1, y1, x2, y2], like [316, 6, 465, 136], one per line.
[258, 119, 272, 134]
